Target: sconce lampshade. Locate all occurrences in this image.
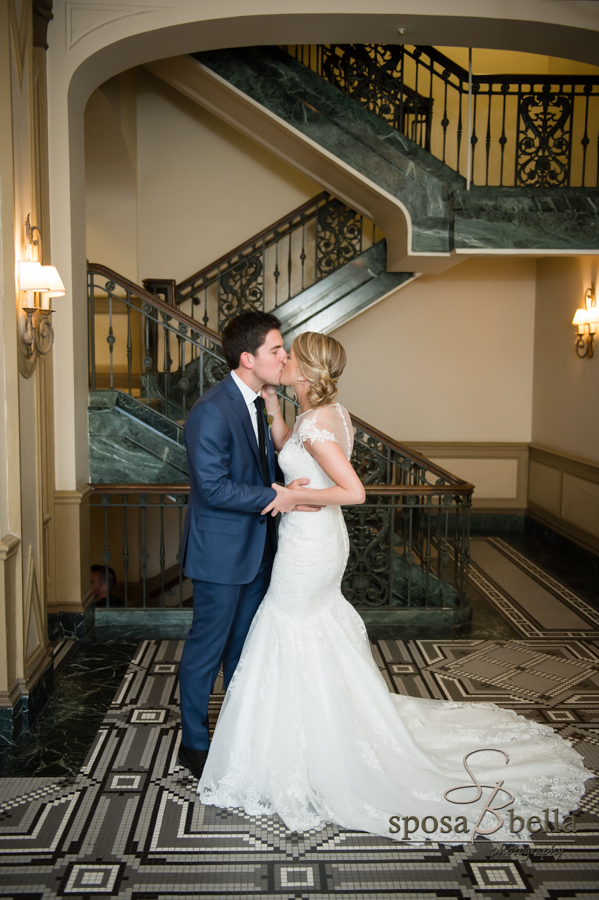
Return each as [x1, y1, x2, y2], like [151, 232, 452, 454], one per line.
[41, 265, 66, 297]
[586, 305, 599, 325]
[572, 308, 589, 326]
[18, 261, 49, 293]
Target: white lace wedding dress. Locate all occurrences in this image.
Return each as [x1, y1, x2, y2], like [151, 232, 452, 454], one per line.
[198, 403, 592, 842]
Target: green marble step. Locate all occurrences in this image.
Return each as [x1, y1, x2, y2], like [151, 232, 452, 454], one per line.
[192, 47, 599, 254]
[276, 241, 415, 343]
[193, 46, 461, 256]
[89, 391, 189, 484]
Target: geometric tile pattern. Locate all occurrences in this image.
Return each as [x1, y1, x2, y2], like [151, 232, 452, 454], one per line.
[2, 638, 599, 897]
[469, 539, 599, 639]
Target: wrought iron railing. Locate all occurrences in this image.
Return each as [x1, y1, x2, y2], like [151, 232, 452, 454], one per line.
[283, 44, 599, 188]
[172, 192, 378, 332]
[89, 264, 473, 612]
[91, 477, 471, 613]
[89, 263, 231, 423]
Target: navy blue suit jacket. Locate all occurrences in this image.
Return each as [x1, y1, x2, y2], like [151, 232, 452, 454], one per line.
[181, 373, 278, 584]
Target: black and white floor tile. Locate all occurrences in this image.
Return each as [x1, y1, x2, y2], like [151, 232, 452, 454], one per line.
[1, 635, 599, 898]
[2, 538, 599, 897]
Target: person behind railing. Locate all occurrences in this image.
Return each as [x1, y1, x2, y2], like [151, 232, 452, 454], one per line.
[91, 564, 124, 608]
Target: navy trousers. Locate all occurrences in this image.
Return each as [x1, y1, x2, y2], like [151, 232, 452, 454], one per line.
[179, 539, 274, 751]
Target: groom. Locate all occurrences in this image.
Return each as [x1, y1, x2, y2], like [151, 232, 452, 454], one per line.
[178, 310, 314, 779]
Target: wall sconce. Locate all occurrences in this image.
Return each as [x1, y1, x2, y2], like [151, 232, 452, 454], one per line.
[18, 215, 65, 367]
[572, 288, 598, 359]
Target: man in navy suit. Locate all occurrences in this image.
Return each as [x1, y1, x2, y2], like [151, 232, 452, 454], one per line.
[178, 310, 314, 779]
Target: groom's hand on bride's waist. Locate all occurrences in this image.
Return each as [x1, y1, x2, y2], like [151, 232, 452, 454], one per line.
[261, 479, 322, 515]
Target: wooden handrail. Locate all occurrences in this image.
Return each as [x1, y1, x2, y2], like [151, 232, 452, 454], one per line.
[88, 263, 221, 345]
[350, 414, 471, 488]
[175, 191, 330, 297]
[91, 482, 473, 497]
[88, 264, 473, 495]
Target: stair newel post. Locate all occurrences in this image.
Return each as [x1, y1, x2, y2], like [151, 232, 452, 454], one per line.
[123, 496, 129, 608]
[457, 77, 464, 175]
[441, 75, 449, 165]
[202, 285, 209, 329]
[273, 241, 279, 308]
[426, 56, 434, 153]
[101, 494, 112, 606]
[126, 293, 132, 396]
[140, 494, 148, 607]
[162, 311, 171, 422]
[499, 85, 508, 186]
[581, 85, 590, 186]
[398, 46, 405, 137]
[261, 236, 266, 311]
[413, 50, 421, 146]
[144, 308, 151, 410]
[177, 498, 184, 607]
[300, 222, 306, 293]
[108, 288, 114, 390]
[88, 272, 96, 390]
[159, 499, 165, 607]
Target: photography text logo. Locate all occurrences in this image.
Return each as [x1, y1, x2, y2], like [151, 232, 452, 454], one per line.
[388, 749, 577, 842]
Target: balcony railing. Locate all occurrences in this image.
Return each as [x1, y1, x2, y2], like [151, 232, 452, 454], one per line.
[88, 263, 473, 614]
[283, 44, 599, 188]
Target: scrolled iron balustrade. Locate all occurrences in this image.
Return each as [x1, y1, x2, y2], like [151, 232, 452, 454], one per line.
[173, 192, 377, 332]
[283, 43, 599, 188]
[88, 264, 473, 612]
[91, 481, 471, 614]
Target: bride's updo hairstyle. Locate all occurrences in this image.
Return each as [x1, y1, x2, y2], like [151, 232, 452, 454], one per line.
[293, 332, 347, 408]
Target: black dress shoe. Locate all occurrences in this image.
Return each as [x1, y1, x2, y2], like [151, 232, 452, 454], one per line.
[178, 744, 208, 779]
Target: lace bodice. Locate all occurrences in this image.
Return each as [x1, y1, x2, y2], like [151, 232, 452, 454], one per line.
[278, 403, 353, 491]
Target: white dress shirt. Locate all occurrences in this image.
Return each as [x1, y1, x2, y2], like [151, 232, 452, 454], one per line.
[230, 369, 260, 445]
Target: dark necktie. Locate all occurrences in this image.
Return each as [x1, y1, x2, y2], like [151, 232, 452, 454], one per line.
[253, 397, 270, 486]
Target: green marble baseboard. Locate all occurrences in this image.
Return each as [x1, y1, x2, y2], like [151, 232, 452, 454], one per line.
[0, 660, 54, 746]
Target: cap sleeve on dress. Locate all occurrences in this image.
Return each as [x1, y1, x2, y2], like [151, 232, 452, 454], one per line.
[295, 404, 354, 460]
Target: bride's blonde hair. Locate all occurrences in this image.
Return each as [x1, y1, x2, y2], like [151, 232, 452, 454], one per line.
[293, 332, 347, 408]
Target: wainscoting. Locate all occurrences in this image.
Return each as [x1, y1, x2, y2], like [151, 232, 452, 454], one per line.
[528, 445, 599, 554]
[409, 443, 529, 511]
[410, 442, 599, 558]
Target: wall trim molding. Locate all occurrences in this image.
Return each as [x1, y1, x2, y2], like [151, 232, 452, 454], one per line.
[528, 444, 599, 554]
[0, 533, 21, 561]
[407, 441, 529, 510]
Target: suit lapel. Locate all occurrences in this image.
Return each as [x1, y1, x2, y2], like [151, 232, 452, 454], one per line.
[224, 374, 262, 471]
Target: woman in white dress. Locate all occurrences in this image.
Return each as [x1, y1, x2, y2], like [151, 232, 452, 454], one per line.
[198, 332, 592, 843]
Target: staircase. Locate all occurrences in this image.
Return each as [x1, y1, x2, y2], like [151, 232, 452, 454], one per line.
[87, 41, 599, 624]
[146, 44, 599, 270]
[88, 262, 473, 625]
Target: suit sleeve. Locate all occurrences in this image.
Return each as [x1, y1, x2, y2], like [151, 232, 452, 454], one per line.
[186, 402, 276, 512]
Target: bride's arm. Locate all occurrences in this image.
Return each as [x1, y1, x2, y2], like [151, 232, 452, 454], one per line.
[261, 385, 290, 451]
[261, 439, 365, 515]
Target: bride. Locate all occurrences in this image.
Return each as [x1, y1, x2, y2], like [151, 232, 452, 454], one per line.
[198, 332, 592, 842]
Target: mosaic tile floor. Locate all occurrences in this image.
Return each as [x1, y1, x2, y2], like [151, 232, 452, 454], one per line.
[1, 636, 599, 898]
[2, 537, 599, 897]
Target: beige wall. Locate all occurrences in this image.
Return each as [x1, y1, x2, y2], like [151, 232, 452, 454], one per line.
[532, 256, 599, 464]
[85, 69, 321, 285]
[135, 71, 320, 284]
[332, 257, 536, 443]
[85, 73, 138, 282]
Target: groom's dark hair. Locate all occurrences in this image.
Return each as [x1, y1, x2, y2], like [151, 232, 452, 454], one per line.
[222, 310, 282, 370]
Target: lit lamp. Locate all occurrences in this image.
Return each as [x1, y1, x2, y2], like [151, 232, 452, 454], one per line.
[572, 288, 597, 359]
[17, 216, 65, 362]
